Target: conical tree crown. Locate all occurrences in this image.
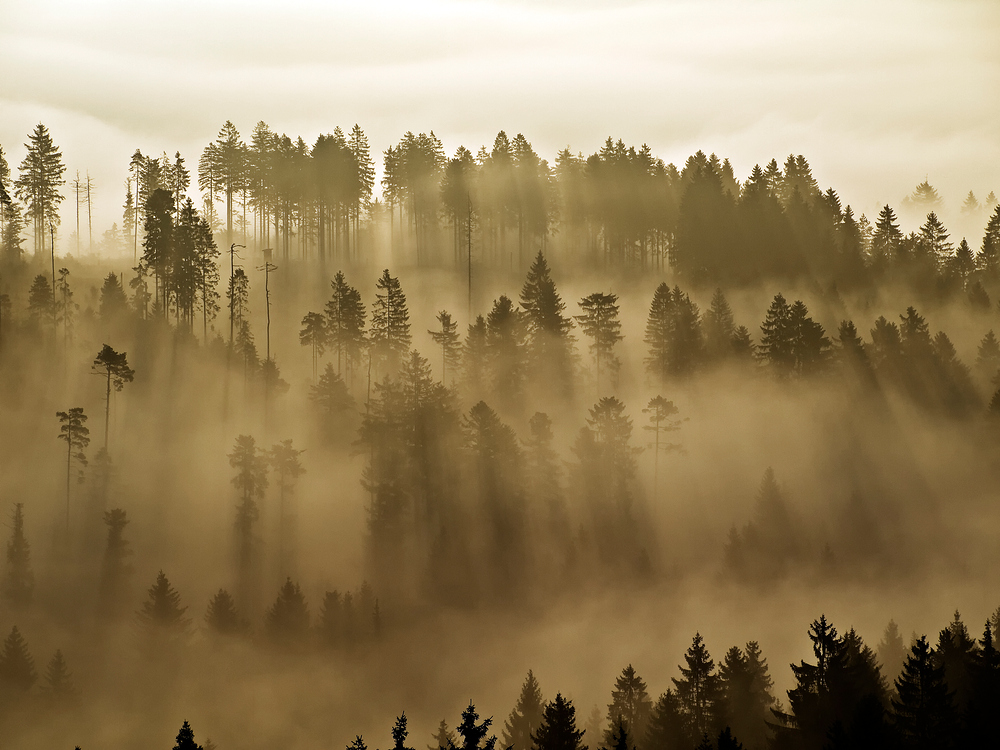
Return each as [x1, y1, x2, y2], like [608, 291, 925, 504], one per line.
[174, 720, 203, 750]
[532, 693, 586, 750]
[0, 625, 36, 691]
[502, 670, 545, 750]
[138, 570, 189, 633]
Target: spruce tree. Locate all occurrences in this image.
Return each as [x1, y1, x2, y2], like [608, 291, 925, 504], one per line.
[265, 577, 309, 643]
[891, 636, 957, 748]
[430, 719, 457, 750]
[644, 691, 690, 750]
[576, 292, 623, 393]
[0, 626, 36, 692]
[502, 670, 545, 750]
[205, 589, 245, 635]
[229, 434, 267, 612]
[519, 251, 575, 395]
[533, 693, 586, 750]
[13, 123, 66, 255]
[371, 269, 410, 373]
[391, 713, 416, 750]
[98, 508, 133, 617]
[42, 649, 74, 698]
[452, 702, 498, 750]
[300, 311, 327, 380]
[310, 363, 356, 442]
[758, 293, 793, 372]
[704, 288, 736, 360]
[3, 503, 33, 607]
[137, 571, 190, 640]
[325, 270, 367, 380]
[429, 310, 462, 385]
[673, 634, 724, 741]
[174, 720, 204, 750]
[605, 665, 653, 747]
[876, 620, 906, 688]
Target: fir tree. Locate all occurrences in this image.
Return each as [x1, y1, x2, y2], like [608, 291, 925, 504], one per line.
[0, 626, 36, 692]
[174, 720, 204, 750]
[205, 589, 245, 635]
[371, 269, 410, 373]
[300, 311, 327, 380]
[42, 649, 74, 699]
[533, 693, 586, 750]
[98, 508, 133, 617]
[229, 434, 267, 612]
[136, 571, 190, 639]
[452, 702, 498, 750]
[605, 665, 653, 747]
[673, 634, 724, 741]
[3, 503, 33, 607]
[325, 270, 367, 380]
[876, 620, 906, 688]
[519, 251, 575, 395]
[704, 288, 736, 360]
[429, 310, 462, 385]
[14, 123, 66, 255]
[310, 363, 357, 442]
[391, 713, 416, 750]
[891, 636, 957, 748]
[644, 691, 690, 750]
[265, 577, 309, 643]
[430, 719, 457, 750]
[576, 292, 623, 393]
[502, 670, 545, 750]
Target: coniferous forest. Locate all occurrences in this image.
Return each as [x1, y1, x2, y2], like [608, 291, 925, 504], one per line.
[1, 116, 1000, 750]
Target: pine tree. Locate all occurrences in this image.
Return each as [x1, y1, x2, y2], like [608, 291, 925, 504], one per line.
[605, 665, 653, 747]
[502, 670, 545, 750]
[229, 435, 267, 612]
[872, 205, 902, 266]
[787, 300, 830, 375]
[325, 270, 367, 380]
[265, 577, 309, 643]
[532, 693, 586, 750]
[3, 503, 33, 607]
[42, 649, 74, 698]
[205, 589, 245, 635]
[429, 310, 462, 385]
[704, 288, 736, 360]
[758, 293, 793, 372]
[719, 643, 774, 750]
[519, 251, 574, 393]
[137, 571, 190, 640]
[91, 344, 135, 451]
[98, 508, 133, 616]
[430, 720, 457, 750]
[919, 211, 953, 269]
[371, 269, 410, 373]
[673, 634, 724, 741]
[576, 292, 623, 393]
[390, 713, 416, 750]
[451, 702, 498, 750]
[299, 311, 327, 381]
[14, 123, 66, 255]
[644, 691, 690, 750]
[174, 720, 204, 750]
[0, 626, 36, 692]
[891, 636, 957, 748]
[56, 407, 89, 533]
[876, 620, 906, 688]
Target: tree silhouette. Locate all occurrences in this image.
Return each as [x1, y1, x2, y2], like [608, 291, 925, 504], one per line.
[14, 123, 66, 255]
[265, 577, 310, 644]
[269, 439, 305, 576]
[205, 589, 246, 636]
[3, 503, 33, 607]
[576, 292, 623, 394]
[137, 570, 190, 642]
[371, 269, 411, 374]
[41, 649, 75, 699]
[642, 396, 683, 496]
[502, 669, 545, 750]
[673, 633, 724, 741]
[644, 690, 690, 750]
[92, 344, 135, 450]
[27, 273, 55, 330]
[56, 407, 89, 534]
[533, 693, 586, 750]
[450, 702, 497, 750]
[174, 720, 204, 750]
[891, 635, 957, 749]
[325, 270, 367, 380]
[430, 719, 457, 750]
[300, 311, 327, 381]
[429, 310, 462, 385]
[520, 252, 574, 396]
[98, 508, 133, 617]
[229, 435, 268, 613]
[0, 625, 36, 693]
[605, 664, 653, 747]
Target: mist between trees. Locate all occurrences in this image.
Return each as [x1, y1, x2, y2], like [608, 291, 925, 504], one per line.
[0, 121, 999, 748]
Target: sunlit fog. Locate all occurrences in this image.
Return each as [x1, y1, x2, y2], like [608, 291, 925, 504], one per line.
[1, 0, 1000, 748]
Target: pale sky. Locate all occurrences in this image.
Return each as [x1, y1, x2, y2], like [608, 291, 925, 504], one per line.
[1, 0, 998, 244]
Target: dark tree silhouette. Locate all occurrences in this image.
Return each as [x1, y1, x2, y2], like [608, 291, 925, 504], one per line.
[891, 636, 957, 749]
[429, 310, 462, 385]
[300, 311, 327, 380]
[229, 434, 268, 612]
[2, 503, 33, 607]
[449, 702, 497, 750]
[0, 625, 36, 693]
[502, 669, 545, 750]
[56, 407, 89, 534]
[42, 649, 75, 699]
[605, 664, 653, 748]
[265, 577, 310, 644]
[173, 720, 204, 750]
[91, 343, 135, 450]
[137, 570, 190, 643]
[533, 693, 586, 750]
[576, 292, 623, 394]
[371, 268, 411, 373]
[205, 589, 246, 636]
[673, 633, 724, 741]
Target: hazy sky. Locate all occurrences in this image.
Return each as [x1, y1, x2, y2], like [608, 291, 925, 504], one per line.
[1, 0, 998, 240]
